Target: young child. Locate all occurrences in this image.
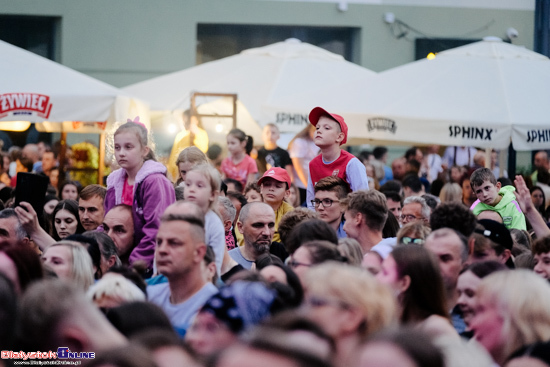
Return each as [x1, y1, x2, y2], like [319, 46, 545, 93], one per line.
[184, 164, 226, 274]
[244, 182, 263, 203]
[235, 167, 293, 247]
[257, 123, 293, 178]
[105, 118, 176, 276]
[221, 128, 258, 189]
[174, 146, 208, 186]
[306, 107, 369, 209]
[470, 167, 526, 230]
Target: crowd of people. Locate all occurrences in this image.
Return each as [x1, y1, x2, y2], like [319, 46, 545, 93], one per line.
[1, 107, 550, 367]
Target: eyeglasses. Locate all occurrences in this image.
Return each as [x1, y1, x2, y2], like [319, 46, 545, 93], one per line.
[399, 214, 418, 222]
[288, 259, 312, 269]
[400, 236, 425, 245]
[311, 198, 339, 208]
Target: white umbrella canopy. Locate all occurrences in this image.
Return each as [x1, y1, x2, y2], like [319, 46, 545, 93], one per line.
[0, 39, 148, 131]
[270, 37, 550, 150]
[124, 38, 376, 135]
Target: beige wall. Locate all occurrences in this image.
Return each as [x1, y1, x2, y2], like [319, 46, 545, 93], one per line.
[0, 0, 535, 87]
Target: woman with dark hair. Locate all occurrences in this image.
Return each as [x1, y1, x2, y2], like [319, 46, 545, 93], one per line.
[59, 180, 82, 201]
[376, 245, 458, 339]
[256, 253, 304, 308]
[382, 212, 400, 238]
[288, 240, 344, 286]
[530, 186, 548, 221]
[51, 200, 85, 241]
[456, 260, 507, 338]
[285, 219, 338, 255]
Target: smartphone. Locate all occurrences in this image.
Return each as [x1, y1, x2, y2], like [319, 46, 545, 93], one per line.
[14, 172, 49, 216]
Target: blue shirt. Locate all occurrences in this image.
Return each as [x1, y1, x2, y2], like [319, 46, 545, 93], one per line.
[147, 282, 218, 337]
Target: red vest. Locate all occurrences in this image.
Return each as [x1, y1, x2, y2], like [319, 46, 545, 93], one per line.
[309, 150, 355, 187]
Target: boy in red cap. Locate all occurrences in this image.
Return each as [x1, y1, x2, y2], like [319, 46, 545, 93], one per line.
[235, 167, 294, 246]
[307, 107, 369, 209]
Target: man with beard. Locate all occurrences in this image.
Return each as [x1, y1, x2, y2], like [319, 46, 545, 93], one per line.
[228, 202, 275, 269]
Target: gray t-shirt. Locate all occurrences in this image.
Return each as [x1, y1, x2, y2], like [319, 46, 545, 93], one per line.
[228, 247, 254, 269]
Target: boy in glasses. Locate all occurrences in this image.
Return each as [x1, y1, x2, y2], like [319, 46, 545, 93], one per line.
[312, 176, 350, 239]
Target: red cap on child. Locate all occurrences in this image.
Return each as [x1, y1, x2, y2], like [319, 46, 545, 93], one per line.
[257, 167, 292, 188]
[308, 106, 348, 145]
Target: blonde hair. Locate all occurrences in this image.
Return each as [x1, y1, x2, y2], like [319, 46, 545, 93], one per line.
[396, 222, 432, 244]
[337, 238, 363, 267]
[176, 146, 208, 166]
[187, 164, 221, 211]
[439, 183, 463, 203]
[114, 121, 155, 161]
[47, 241, 94, 291]
[304, 262, 396, 340]
[87, 273, 145, 307]
[476, 270, 550, 362]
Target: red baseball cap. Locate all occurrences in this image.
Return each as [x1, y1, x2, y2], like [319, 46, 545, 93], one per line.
[257, 167, 292, 188]
[309, 106, 348, 145]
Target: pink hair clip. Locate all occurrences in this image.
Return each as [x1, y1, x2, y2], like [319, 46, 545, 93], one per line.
[127, 116, 147, 131]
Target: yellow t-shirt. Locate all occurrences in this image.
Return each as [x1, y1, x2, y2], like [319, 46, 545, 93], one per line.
[167, 128, 209, 181]
[236, 201, 295, 246]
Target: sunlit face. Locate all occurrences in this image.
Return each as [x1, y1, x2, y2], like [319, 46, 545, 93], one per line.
[531, 189, 544, 208]
[314, 117, 343, 148]
[49, 169, 59, 188]
[473, 180, 501, 206]
[103, 207, 134, 257]
[375, 255, 402, 293]
[42, 245, 73, 280]
[114, 131, 148, 172]
[54, 209, 78, 239]
[78, 195, 104, 231]
[288, 246, 313, 285]
[362, 252, 382, 275]
[185, 312, 237, 356]
[44, 199, 59, 215]
[314, 190, 343, 227]
[425, 232, 464, 292]
[462, 179, 476, 203]
[227, 135, 245, 155]
[260, 178, 288, 206]
[262, 126, 280, 145]
[41, 152, 56, 172]
[343, 210, 359, 240]
[534, 251, 550, 280]
[456, 270, 482, 326]
[245, 190, 262, 203]
[61, 184, 78, 200]
[178, 161, 194, 182]
[288, 186, 298, 207]
[184, 171, 215, 212]
[401, 203, 424, 225]
[155, 221, 202, 278]
[260, 265, 287, 284]
[470, 297, 505, 361]
[387, 199, 402, 219]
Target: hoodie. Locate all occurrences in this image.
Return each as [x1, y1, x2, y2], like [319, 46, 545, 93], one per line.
[470, 185, 526, 230]
[104, 160, 176, 271]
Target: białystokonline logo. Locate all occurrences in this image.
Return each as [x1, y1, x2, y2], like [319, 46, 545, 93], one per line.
[1, 348, 95, 360]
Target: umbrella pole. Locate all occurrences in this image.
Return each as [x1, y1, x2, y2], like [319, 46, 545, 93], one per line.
[485, 148, 492, 169]
[98, 132, 105, 185]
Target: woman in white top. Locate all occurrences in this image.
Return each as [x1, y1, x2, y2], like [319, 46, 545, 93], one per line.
[288, 124, 318, 206]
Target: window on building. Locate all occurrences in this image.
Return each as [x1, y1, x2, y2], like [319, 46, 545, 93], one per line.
[0, 15, 60, 61]
[197, 24, 358, 64]
[415, 38, 480, 60]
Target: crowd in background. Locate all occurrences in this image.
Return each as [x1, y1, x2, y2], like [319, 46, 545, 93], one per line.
[1, 109, 550, 367]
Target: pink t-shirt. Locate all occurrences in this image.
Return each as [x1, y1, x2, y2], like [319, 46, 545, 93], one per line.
[221, 155, 258, 188]
[122, 177, 134, 206]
